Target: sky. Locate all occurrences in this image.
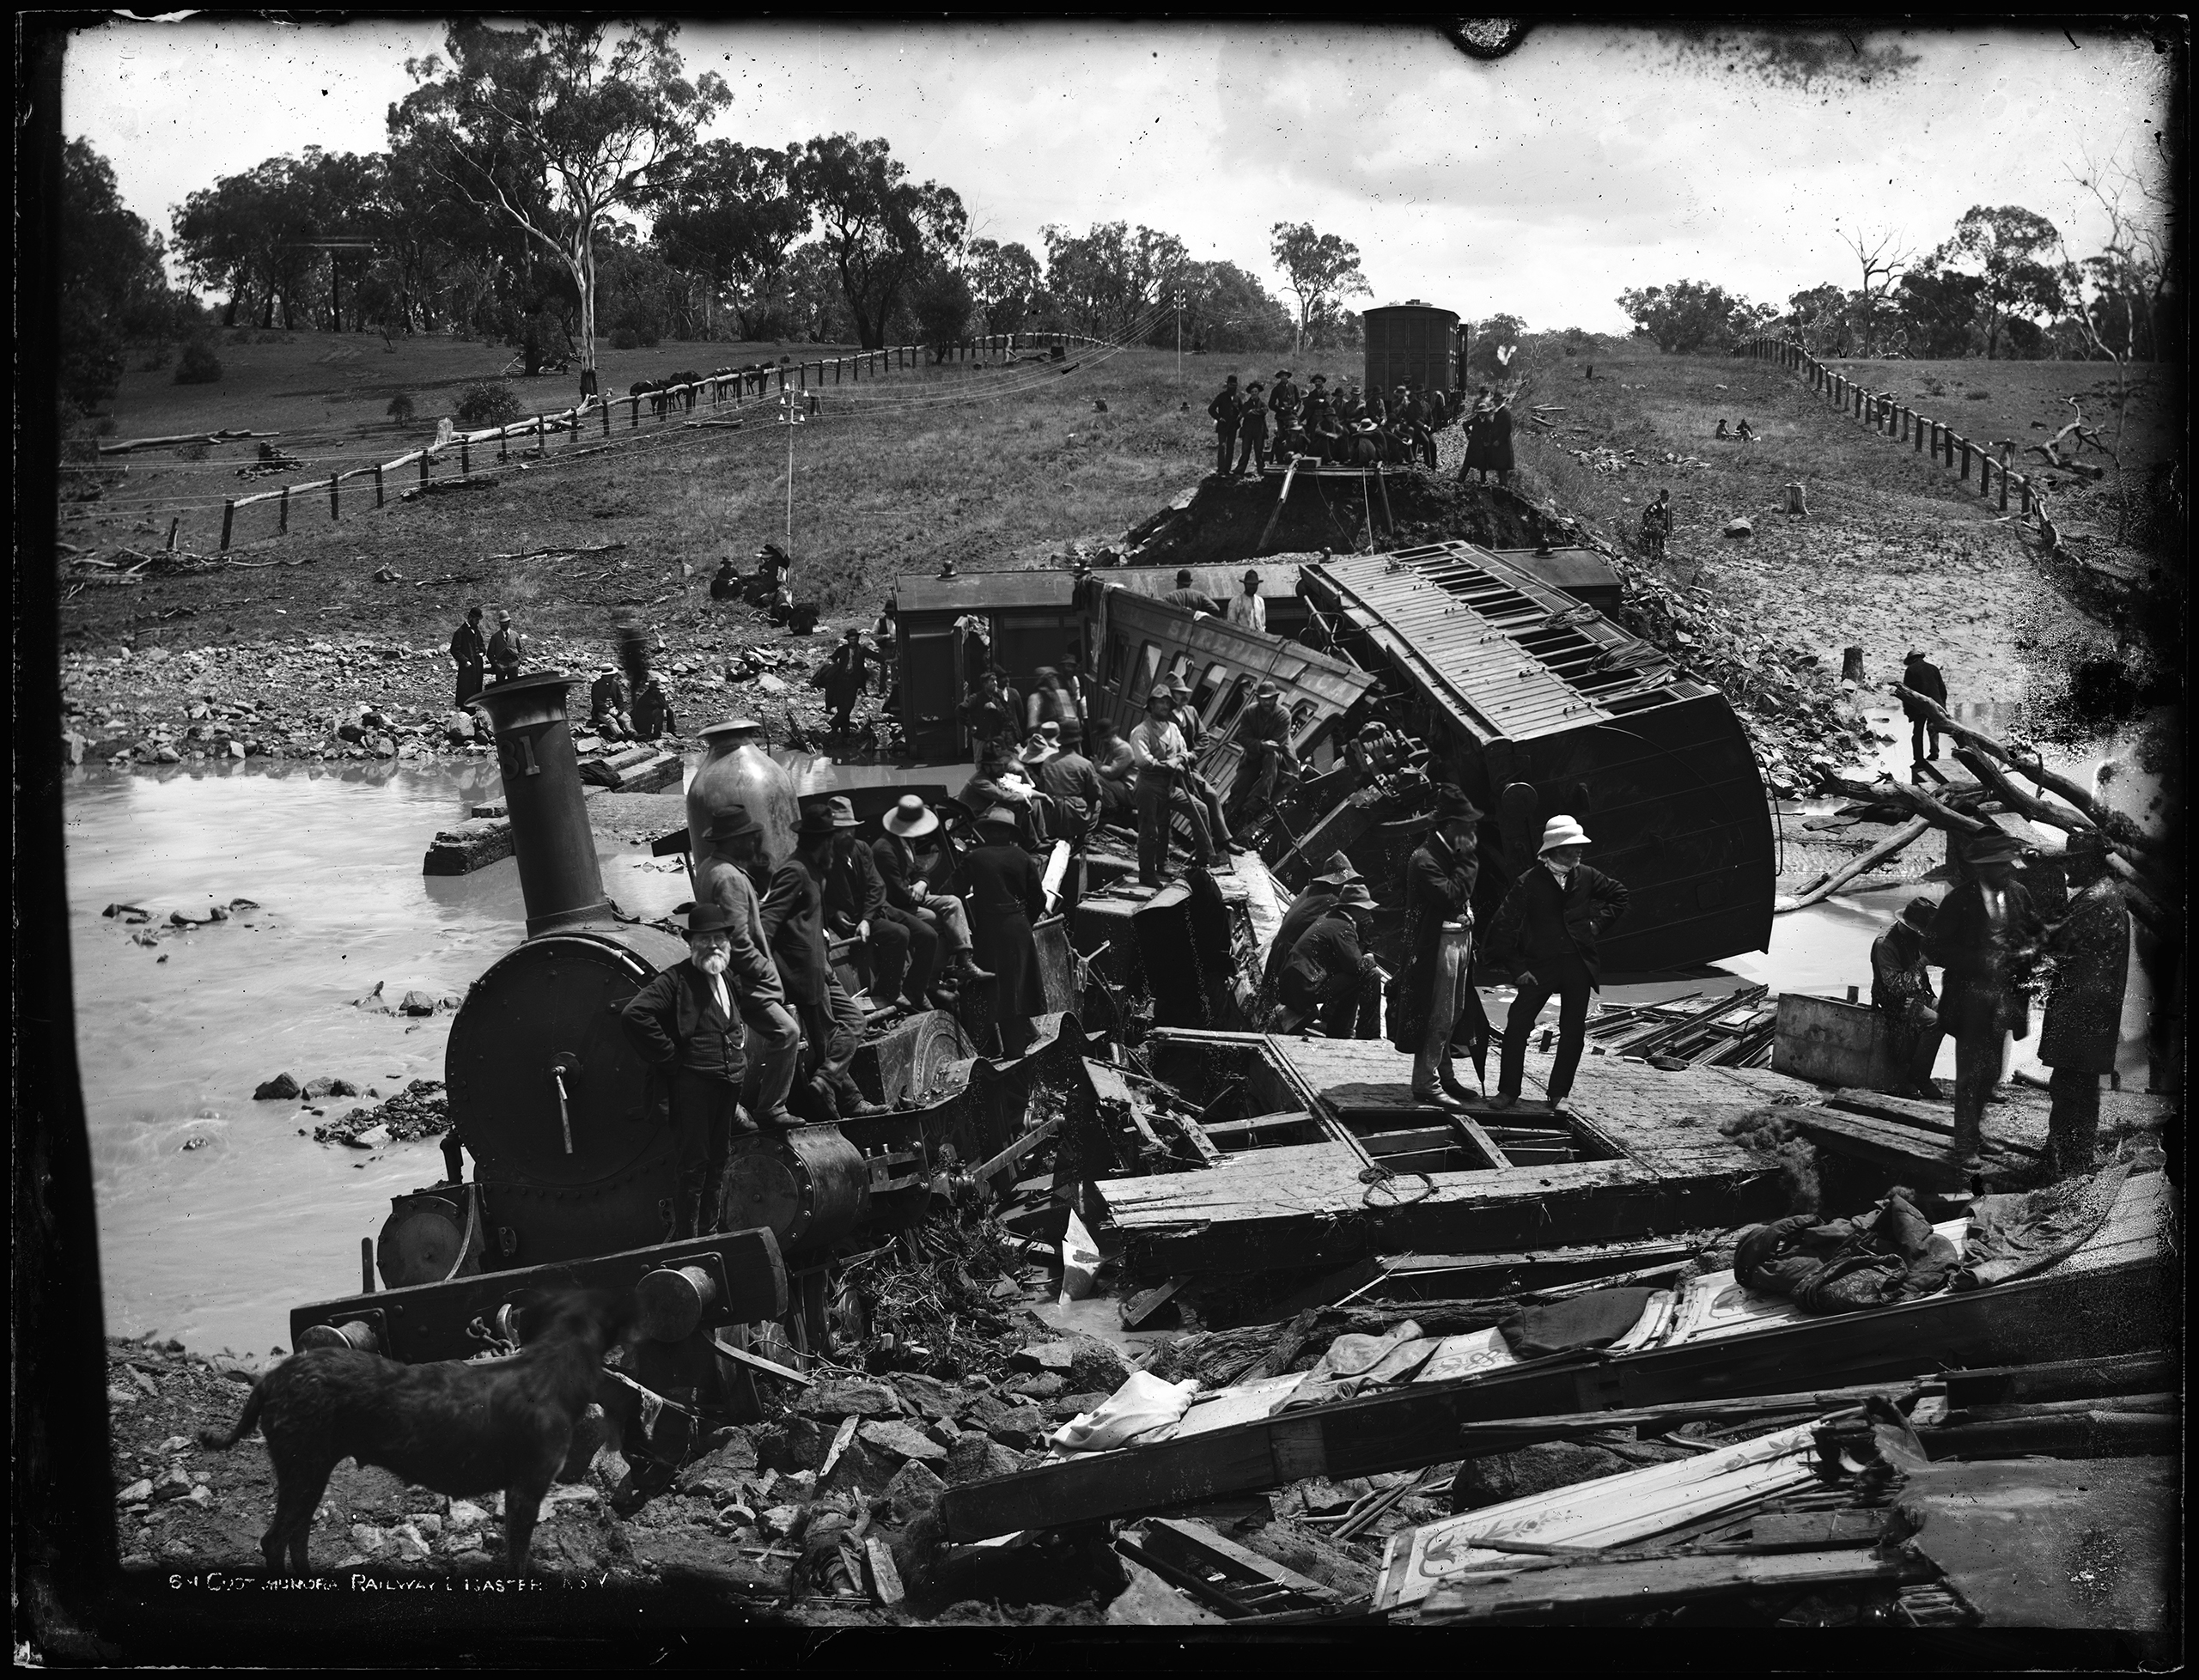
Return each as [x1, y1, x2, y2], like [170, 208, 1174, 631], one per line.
[61, 18, 2175, 333]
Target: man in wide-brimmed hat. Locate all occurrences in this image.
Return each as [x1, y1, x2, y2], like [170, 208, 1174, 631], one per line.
[873, 795, 989, 1002]
[1264, 851, 1361, 997]
[1872, 895, 1946, 1101]
[1129, 680, 1218, 886]
[1924, 827, 2044, 1165]
[1225, 678, 1296, 832]
[1267, 368, 1301, 429]
[1226, 567, 1268, 636]
[2037, 830, 2130, 1177]
[691, 805, 802, 1132]
[816, 794, 911, 1013]
[1484, 815, 1631, 1111]
[619, 901, 766, 1239]
[961, 805, 1049, 1053]
[1900, 648, 1950, 769]
[1396, 786, 1490, 1109]
[755, 804, 881, 1122]
[1277, 880, 1380, 1038]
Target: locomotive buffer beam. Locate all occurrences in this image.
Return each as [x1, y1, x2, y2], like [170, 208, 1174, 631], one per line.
[289, 1227, 788, 1365]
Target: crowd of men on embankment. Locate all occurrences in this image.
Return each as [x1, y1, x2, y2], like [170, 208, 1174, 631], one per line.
[1203, 369, 1517, 482]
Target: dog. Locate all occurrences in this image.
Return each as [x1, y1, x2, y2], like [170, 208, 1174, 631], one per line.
[198, 1290, 637, 1576]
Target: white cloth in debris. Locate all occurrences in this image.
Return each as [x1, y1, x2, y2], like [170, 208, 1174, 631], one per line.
[1045, 1372, 1199, 1457]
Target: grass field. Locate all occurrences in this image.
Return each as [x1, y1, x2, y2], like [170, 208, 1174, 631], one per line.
[58, 332, 2174, 751]
[65, 332, 1232, 637]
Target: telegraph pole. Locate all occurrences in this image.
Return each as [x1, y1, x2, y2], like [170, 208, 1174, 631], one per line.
[1173, 285, 1185, 387]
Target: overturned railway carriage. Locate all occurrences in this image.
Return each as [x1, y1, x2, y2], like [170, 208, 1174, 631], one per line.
[1300, 542, 1775, 971]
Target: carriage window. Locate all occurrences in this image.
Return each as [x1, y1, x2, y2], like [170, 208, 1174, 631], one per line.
[1191, 660, 1229, 720]
[1138, 641, 1162, 696]
[1106, 630, 1129, 687]
[1210, 673, 1254, 734]
[1289, 699, 1321, 747]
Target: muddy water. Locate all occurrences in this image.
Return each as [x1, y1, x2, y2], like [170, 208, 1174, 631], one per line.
[63, 759, 699, 1357]
[64, 709, 2166, 1356]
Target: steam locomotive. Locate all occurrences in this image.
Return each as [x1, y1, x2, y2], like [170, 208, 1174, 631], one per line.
[285, 673, 1069, 1439]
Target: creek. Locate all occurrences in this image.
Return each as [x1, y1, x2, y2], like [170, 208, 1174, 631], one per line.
[63, 705, 2162, 1355]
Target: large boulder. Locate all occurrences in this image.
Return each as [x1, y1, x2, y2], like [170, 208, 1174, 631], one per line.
[796, 1379, 902, 1421]
[1064, 1333, 1130, 1395]
[880, 1458, 948, 1527]
[253, 1072, 302, 1101]
[856, 1420, 947, 1465]
[942, 1433, 1026, 1487]
[886, 1372, 969, 1422]
[675, 1428, 760, 1500]
[961, 1391, 1048, 1450]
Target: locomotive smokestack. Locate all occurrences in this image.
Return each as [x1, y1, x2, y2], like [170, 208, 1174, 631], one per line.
[473, 673, 612, 934]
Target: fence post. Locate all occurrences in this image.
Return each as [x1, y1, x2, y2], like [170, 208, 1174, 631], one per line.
[221, 500, 235, 552]
[279, 487, 289, 534]
[419, 449, 429, 486]
[460, 436, 471, 476]
[375, 465, 385, 504]
[1998, 452, 2010, 510]
[601, 400, 611, 437]
[329, 473, 340, 519]
[1958, 438, 1971, 481]
[2019, 475, 2031, 515]
[538, 417, 548, 459]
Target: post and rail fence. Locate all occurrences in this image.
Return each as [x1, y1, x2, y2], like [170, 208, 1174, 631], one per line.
[1738, 334, 2082, 566]
[214, 332, 1112, 552]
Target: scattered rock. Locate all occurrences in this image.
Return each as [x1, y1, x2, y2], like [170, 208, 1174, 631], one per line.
[153, 1467, 195, 1501]
[797, 1379, 902, 1421]
[348, 1125, 391, 1149]
[856, 1420, 948, 1464]
[118, 1479, 154, 1504]
[960, 1391, 1048, 1448]
[303, 1076, 360, 1099]
[398, 990, 437, 1016]
[1009, 1340, 1074, 1374]
[1722, 517, 1753, 539]
[942, 1433, 1026, 1486]
[676, 1429, 761, 1500]
[1046, 1390, 1110, 1424]
[880, 1459, 948, 1526]
[1063, 1332, 1131, 1395]
[886, 1373, 968, 1421]
[1003, 1371, 1065, 1401]
[253, 1072, 302, 1101]
[446, 1500, 487, 1532]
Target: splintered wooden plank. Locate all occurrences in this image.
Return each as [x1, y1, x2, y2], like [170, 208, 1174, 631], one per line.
[936, 1245, 2165, 1544]
[1144, 1518, 1342, 1603]
[1415, 1548, 1930, 1622]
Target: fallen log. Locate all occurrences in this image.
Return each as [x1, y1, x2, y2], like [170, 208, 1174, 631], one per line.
[489, 541, 628, 562]
[98, 428, 279, 455]
[1777, 818, 1931, 913]
[1892, 685, 2164, 859]
[399, 476, 498, 502]
[1952, 749, 2173, 908]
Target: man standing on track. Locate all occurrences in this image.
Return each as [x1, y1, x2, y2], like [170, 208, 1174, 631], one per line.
[1227, 569, 1268, 635]
[1233, 380, 1271, 478]
[1924, 830, 2044, 1166]
[1485, 815, 1630, 1112]
[1207, 374, 1243, 478]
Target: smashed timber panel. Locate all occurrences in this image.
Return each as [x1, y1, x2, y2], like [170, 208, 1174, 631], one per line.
[1941, 1349, 2177, 1410]
[1096, 1148, 1771, 1275]
[936, 1251, 2165, 1543]
[1414, 1547, 1932, 1624]
[289, 1227, 787, 1365]
[1269, 1235, 1715, 1313]
[1782, 1106, 2041, 1192]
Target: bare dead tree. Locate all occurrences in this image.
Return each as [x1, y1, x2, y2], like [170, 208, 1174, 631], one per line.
[1837, 224, 1912, 299]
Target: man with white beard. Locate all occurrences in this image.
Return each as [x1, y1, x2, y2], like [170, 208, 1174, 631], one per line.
[621, 902, 768, 1239]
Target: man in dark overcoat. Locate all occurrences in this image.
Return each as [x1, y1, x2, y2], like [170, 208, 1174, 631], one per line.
[1397, 787, 1489, 1108]
[1207, 375, 1243, 477]
[959, 805, 1048, 1052]
[1277, 881, 1379, 1038]
[620, 902, 758, 1239]
[1870, 896, 1945, 1100]
[1901, 649, 1950, 766]
[2036, 831, 2130, 1176]
[448, 607, 487, 709]
[1922, 828, 2044, 1164]
[1484, 815, 1630, 1111]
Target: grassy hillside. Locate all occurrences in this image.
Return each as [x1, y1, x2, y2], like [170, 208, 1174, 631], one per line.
[58, 332, 2166, 783]
[65, 334, 1236, 636]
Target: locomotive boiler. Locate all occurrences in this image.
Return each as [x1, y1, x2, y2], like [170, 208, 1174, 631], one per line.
[287, 672, 1075, 1424]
